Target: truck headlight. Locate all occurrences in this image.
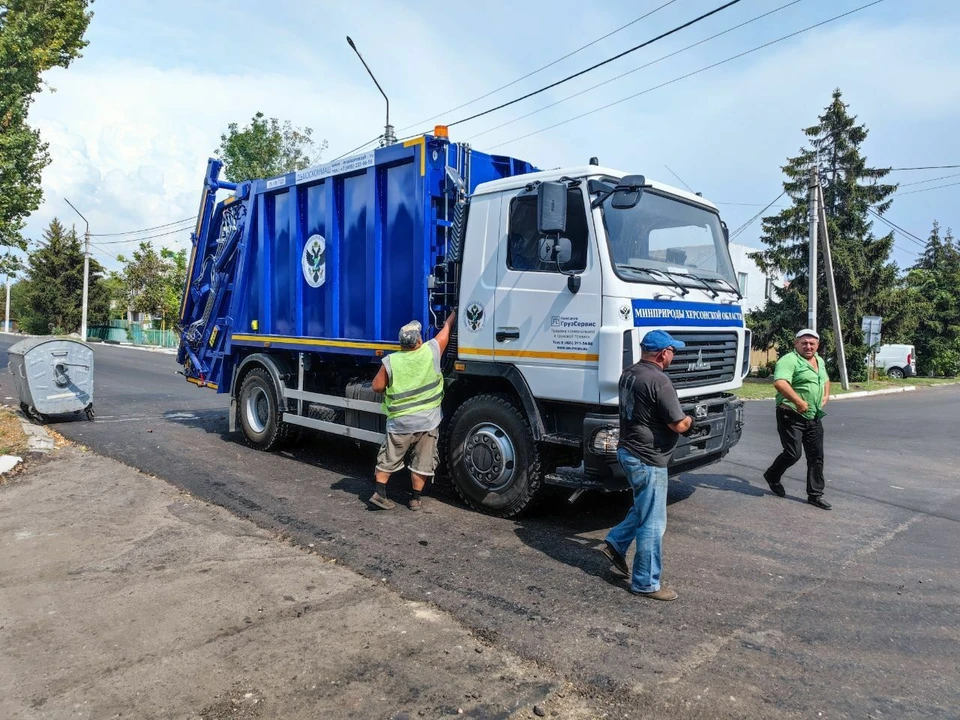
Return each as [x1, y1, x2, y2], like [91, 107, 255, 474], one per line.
[592, 427, 619, 454]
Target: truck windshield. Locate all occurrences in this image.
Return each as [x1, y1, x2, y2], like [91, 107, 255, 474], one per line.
[600, 190, 738, 291]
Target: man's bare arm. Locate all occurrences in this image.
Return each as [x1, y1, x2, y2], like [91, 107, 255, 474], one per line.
[773, 379, 808, 413]
[668, 416, 694, 434]
[371, 365, 389, 394]
[435, 310, 457, 355]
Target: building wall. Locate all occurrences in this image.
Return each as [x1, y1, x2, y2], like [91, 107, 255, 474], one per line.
[727, 243, 782, 314]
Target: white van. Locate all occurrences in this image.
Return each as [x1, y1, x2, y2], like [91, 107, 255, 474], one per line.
[873, 344, 916, 378]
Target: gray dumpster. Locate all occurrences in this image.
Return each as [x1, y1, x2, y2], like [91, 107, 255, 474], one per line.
[8, 337, 95, 422]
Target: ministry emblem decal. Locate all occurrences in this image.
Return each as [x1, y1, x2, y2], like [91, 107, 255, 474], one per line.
[302, 234, 326, 288]
[465, 302, 485, 332]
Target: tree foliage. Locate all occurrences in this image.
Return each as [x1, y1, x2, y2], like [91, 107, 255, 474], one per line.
[0, 0, 93, 270]
[216, 111, 328, 183]
[901, 222, 960, 376]
[117, 241, 186, 325]
[19, 217, 109, 334]
[749, 89, 903, 381]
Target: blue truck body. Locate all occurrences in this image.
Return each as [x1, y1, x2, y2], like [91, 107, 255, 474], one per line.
[178, 134, 535, 389]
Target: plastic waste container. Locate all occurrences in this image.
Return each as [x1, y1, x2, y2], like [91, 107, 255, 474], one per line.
[7, 337, 95, 422]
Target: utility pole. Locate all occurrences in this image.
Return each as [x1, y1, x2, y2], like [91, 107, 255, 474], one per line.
[816, 183, 849, 390]
[346, 36, 396, 146]
[807, 165, 819, 332]
[64, 198, 91, 341]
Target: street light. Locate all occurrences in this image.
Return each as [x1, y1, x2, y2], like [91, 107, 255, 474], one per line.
[346, 35, 395, 146]
[64, 198, 91, 341]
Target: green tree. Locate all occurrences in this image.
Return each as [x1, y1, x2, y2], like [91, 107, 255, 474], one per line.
[100, 269, 128, 320]
[0, 0, 93, 270]
[117, 242, 186, 328]
[750, 89, 901, 381]
[216, 111, 327, 182]
[902, 222, 960, 376]
[21, 217, 109, 334]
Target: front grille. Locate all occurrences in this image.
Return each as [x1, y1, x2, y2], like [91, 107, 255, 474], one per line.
[663, 331, 738, 389]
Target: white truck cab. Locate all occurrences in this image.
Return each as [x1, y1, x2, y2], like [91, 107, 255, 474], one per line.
[446, 164, 749, 512]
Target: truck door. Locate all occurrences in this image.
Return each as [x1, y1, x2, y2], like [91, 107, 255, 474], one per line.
[492, 186, 601, 403]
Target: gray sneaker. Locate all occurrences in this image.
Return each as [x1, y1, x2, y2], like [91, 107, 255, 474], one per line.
[369, 492, 395, 510]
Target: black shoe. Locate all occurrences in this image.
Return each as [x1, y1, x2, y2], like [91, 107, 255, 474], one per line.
[600, 540, 629, 577]
[764, 471, 786, 498]
[807, 496, 832, 510]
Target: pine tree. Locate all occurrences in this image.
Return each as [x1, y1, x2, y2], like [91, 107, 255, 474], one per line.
[21, 217, 110, 334]
[750, 89, 900, 381]
[903, 222, 960, 376]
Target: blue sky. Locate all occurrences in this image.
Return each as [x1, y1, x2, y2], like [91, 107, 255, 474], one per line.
[25, 0, 960, 271]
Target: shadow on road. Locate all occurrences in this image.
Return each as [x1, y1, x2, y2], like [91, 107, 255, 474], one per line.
[679, 470, 765, 497]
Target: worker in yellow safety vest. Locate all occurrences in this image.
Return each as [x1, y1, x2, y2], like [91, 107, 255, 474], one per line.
[369, 311, 456, 510]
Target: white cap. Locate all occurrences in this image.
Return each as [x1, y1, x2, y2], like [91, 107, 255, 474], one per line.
[796, 328, 820, 340]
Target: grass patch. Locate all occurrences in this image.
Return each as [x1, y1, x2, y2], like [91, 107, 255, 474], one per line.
[0, 407, 28, 456]
[736, 376, 960, 401]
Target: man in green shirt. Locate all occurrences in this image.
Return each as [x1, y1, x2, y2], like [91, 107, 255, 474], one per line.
[763, 328, 833, 510]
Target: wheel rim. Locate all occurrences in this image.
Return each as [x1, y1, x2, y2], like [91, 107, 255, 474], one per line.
[462, 422, 516, 491]
[244, 386, 270, 434]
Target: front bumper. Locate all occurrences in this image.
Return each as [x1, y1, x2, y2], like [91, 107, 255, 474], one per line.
[581, 394, 744, 487]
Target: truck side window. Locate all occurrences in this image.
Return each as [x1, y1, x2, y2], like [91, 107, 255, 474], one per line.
[507, 189, 588, 273]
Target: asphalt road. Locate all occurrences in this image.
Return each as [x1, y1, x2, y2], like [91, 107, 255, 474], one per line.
[3, 336, 958, 719]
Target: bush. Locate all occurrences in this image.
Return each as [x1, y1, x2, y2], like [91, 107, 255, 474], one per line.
[929, 349, 960, 377]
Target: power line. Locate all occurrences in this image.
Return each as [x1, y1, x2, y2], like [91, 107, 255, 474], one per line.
[438, 0, 744, 130]
[399, 0, 679, 133]
[488, 0, 886, 150]
[898, 172, 960, 187]
[90, 242, 120, 261]
[896, 180, 960, 197]
[729, 191, 786, 241]
[467, 0, 804, 141]
[664, 165, 694, 193]
[888, 165, 960, 171]
[96, 226, 194, 245]
[867, 208, 926, 248]
[90, 216, 194, 237]
[330, 134, 383, 163]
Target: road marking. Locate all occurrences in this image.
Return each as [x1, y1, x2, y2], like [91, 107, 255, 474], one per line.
[890, 485, 904, 490]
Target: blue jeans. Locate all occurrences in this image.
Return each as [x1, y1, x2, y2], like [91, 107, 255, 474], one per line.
[606, 448, 669, 593]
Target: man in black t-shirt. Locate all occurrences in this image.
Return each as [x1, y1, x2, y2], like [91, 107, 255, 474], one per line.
[601, 329, 693, 601]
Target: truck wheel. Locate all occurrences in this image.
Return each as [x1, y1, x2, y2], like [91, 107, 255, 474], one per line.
[447, 393, 543, 517]
[237, 367, 295, 451]
[886, 367, 904, 379]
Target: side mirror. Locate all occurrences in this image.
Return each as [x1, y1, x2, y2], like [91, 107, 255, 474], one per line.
[611, 174, 646, 210]
[537, 182, 567, 235]
[538, 236, 572, 265]
[722, 221, 730, 245]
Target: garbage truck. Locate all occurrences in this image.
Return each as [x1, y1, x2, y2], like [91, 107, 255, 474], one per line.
[178, 128, 749, 517]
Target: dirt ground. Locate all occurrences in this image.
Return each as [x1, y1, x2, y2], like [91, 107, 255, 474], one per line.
[0, 445, 608, 720]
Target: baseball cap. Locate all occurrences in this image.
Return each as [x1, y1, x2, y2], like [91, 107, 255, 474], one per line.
[640, 329, 686, 351]
[795, 328, 820, 340]
[399, 320, 422, 348]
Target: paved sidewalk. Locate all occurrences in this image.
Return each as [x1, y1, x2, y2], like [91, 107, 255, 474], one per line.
[0, 447, 600, 720]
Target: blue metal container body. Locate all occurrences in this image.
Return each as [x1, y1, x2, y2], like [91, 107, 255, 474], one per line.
[179, 135, 536, 392]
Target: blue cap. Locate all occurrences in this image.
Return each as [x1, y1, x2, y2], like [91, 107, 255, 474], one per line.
[641, 329, 686, 351]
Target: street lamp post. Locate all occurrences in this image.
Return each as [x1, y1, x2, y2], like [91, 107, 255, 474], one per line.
[4, 274, 11, 333]
[64, 199, 91, 341]
[346, 36, 395, 146]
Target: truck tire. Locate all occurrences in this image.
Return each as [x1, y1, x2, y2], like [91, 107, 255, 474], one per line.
[237, 367, 297, 451]
[886, 366, 904, 379]
[447, 393, 543, 517]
